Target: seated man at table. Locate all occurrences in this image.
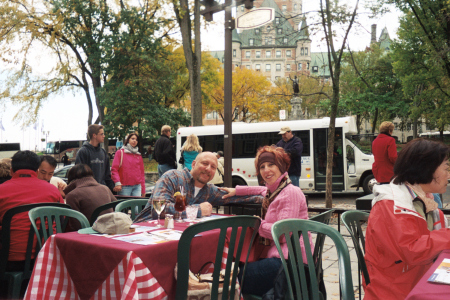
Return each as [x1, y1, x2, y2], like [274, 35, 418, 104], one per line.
[37, 155, 67, 198]
[0, 150, 64, 271]
[134, 152, 263, 222]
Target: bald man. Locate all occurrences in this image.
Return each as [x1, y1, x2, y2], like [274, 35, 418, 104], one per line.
[134, 152, 263, 222]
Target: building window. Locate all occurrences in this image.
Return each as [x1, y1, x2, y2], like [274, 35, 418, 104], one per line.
[301, 48, 304, 55]
[267, 26, 271, 32]
[287, 64, 291, 71]
[275, 17, 280, 25]
[294, 4, 297, 10]
[246, 51, 250, 58]
[246, 65, 251, 69]
[276, 64, 281, 71]
[305, 48, 308, 55]
[266, 50, 271, 58]
[312, 66, 318, 72]
[256, 51, 261, 58]
[276, 50, 281, 58]
[277, 28, 282, 34]
[241, 5, 244, 11]
[255, 28, 260, 35]
[286, 50, 291, 57]
[283, 37, 288, 44]
[256, 64, 261, 71]
[282, 5, 286, 11]
[266, 64, 271, 72]
[307, 62, 310, 70]
[298, 63, 302, 70]
[233, 49, 236, 57]
[249, 38, 254, 46]
[267, 37, 272, 45]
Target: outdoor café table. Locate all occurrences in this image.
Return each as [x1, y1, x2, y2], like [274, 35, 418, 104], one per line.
[24, 217, 229, 300]
[405, 249, 450, 300]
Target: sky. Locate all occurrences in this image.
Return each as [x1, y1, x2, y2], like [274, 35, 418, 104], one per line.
[0, 1, 402, 150]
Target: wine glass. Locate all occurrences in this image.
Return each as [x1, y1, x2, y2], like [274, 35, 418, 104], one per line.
[152, 199, 166, 228]
[174, 190, 187, 222]
[186, 205, 199, 226]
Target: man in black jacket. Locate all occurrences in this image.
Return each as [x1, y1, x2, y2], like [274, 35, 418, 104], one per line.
[276, 126, 303, 187]
[75, 124, 114, 191]
[154, 125, 176, 177]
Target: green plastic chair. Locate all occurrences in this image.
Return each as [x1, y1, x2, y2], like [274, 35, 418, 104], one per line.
[115, 199, 149, 220]
[0, 203, 70, 299]
[310, 209, 335, 299]
[90, 199, 127, 225]
[341, 210, 370, 299]
[28, 207, 90, 248]
[175, 216, 261, 300]
[271, 219, 355, 300]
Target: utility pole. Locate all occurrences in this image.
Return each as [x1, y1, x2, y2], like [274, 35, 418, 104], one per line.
[200, 0, 254, 187]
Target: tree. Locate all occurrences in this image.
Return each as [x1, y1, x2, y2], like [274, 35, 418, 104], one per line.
[205, 67, 279, 122]
[390, 11, 450, 139]
[0, 0, 174, 136]
[340, 44, 407, 133]
[316, 0, 361, 208]
[171, 0, 203, 126]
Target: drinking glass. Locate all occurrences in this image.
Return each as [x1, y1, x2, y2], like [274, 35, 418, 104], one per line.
[174, 193, 186, 222]
[186, 205, 199, 226]
[152, 199, 166, 228]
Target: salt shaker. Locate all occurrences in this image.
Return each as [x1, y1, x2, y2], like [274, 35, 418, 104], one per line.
[164, 214, 174, 229]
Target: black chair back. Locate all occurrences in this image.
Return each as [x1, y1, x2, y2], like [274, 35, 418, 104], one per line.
[0, 202, 70, 298]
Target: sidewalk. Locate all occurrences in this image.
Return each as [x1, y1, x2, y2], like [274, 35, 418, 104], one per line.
[309, 203, 366, 300]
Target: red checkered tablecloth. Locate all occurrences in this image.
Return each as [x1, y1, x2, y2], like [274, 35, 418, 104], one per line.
[24, 235, 168, 300]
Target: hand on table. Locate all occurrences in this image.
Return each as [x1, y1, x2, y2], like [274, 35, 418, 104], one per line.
[113, 185, 122, 192]
[219, 187, 236, 199]
[200, 202, 212, 216]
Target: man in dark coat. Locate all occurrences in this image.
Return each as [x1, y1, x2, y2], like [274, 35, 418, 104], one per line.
[153, 125, 176, 177]
[276, 126, 303, 187]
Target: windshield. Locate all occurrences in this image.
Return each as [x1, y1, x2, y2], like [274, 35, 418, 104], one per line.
[346, 137, 372, 155]
[46, 142, 56, 154]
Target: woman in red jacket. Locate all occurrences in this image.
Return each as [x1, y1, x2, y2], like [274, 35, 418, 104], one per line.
[372, 121, 398, 183]
[365, 138, 450, 299]
[111, 133, 146, 197]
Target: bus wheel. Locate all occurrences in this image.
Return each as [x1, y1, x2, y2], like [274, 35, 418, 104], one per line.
[363, 174, 377, 195]
[232, 177, 247, 188]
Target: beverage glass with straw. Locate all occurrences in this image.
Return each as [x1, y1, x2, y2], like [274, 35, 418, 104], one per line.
[152, 199, 166, 228]
[174, 187, 186, 222]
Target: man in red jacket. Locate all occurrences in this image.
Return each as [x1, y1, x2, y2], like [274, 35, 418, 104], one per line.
[0, 150, 64, 271]
[372, 121, 398, 183]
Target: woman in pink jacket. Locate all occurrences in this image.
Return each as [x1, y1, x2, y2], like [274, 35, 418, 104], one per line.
[221, 145, 311, 296]
[111, 133, 145, 196]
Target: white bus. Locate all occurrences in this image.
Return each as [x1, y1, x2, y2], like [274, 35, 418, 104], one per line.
[176, 116, 376, 194]
[0, 143, 21, 159]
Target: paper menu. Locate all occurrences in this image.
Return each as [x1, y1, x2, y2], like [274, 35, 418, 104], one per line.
[428, 258, 450, 284]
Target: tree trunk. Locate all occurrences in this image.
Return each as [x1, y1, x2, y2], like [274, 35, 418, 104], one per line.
[173, 0, 203, 126]
[371, 107, 378, 134]
[325, 80, 339, 208]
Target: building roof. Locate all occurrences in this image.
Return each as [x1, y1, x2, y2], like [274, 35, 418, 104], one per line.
[209, 50, 224, 63]
[298, 17, 310, 40]
[232, 29, 241, 44]
[236, 0, 301, 48]
[310, 52, 333, 78]
[378, 27, 391, 51]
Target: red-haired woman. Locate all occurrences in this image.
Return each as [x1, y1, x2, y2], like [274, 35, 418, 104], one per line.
[111, 133, 146, 196]
[221, 145, 311, 296]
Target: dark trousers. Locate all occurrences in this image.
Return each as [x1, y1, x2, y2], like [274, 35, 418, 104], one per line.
[238, 257, 282, 296]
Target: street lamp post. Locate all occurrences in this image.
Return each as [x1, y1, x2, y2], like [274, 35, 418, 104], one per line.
[42, 131, 50, 152]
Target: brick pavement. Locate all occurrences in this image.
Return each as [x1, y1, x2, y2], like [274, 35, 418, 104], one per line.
[309, 203, 366, 300]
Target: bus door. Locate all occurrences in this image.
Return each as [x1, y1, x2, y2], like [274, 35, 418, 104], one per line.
[313, 128, 344, 191]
